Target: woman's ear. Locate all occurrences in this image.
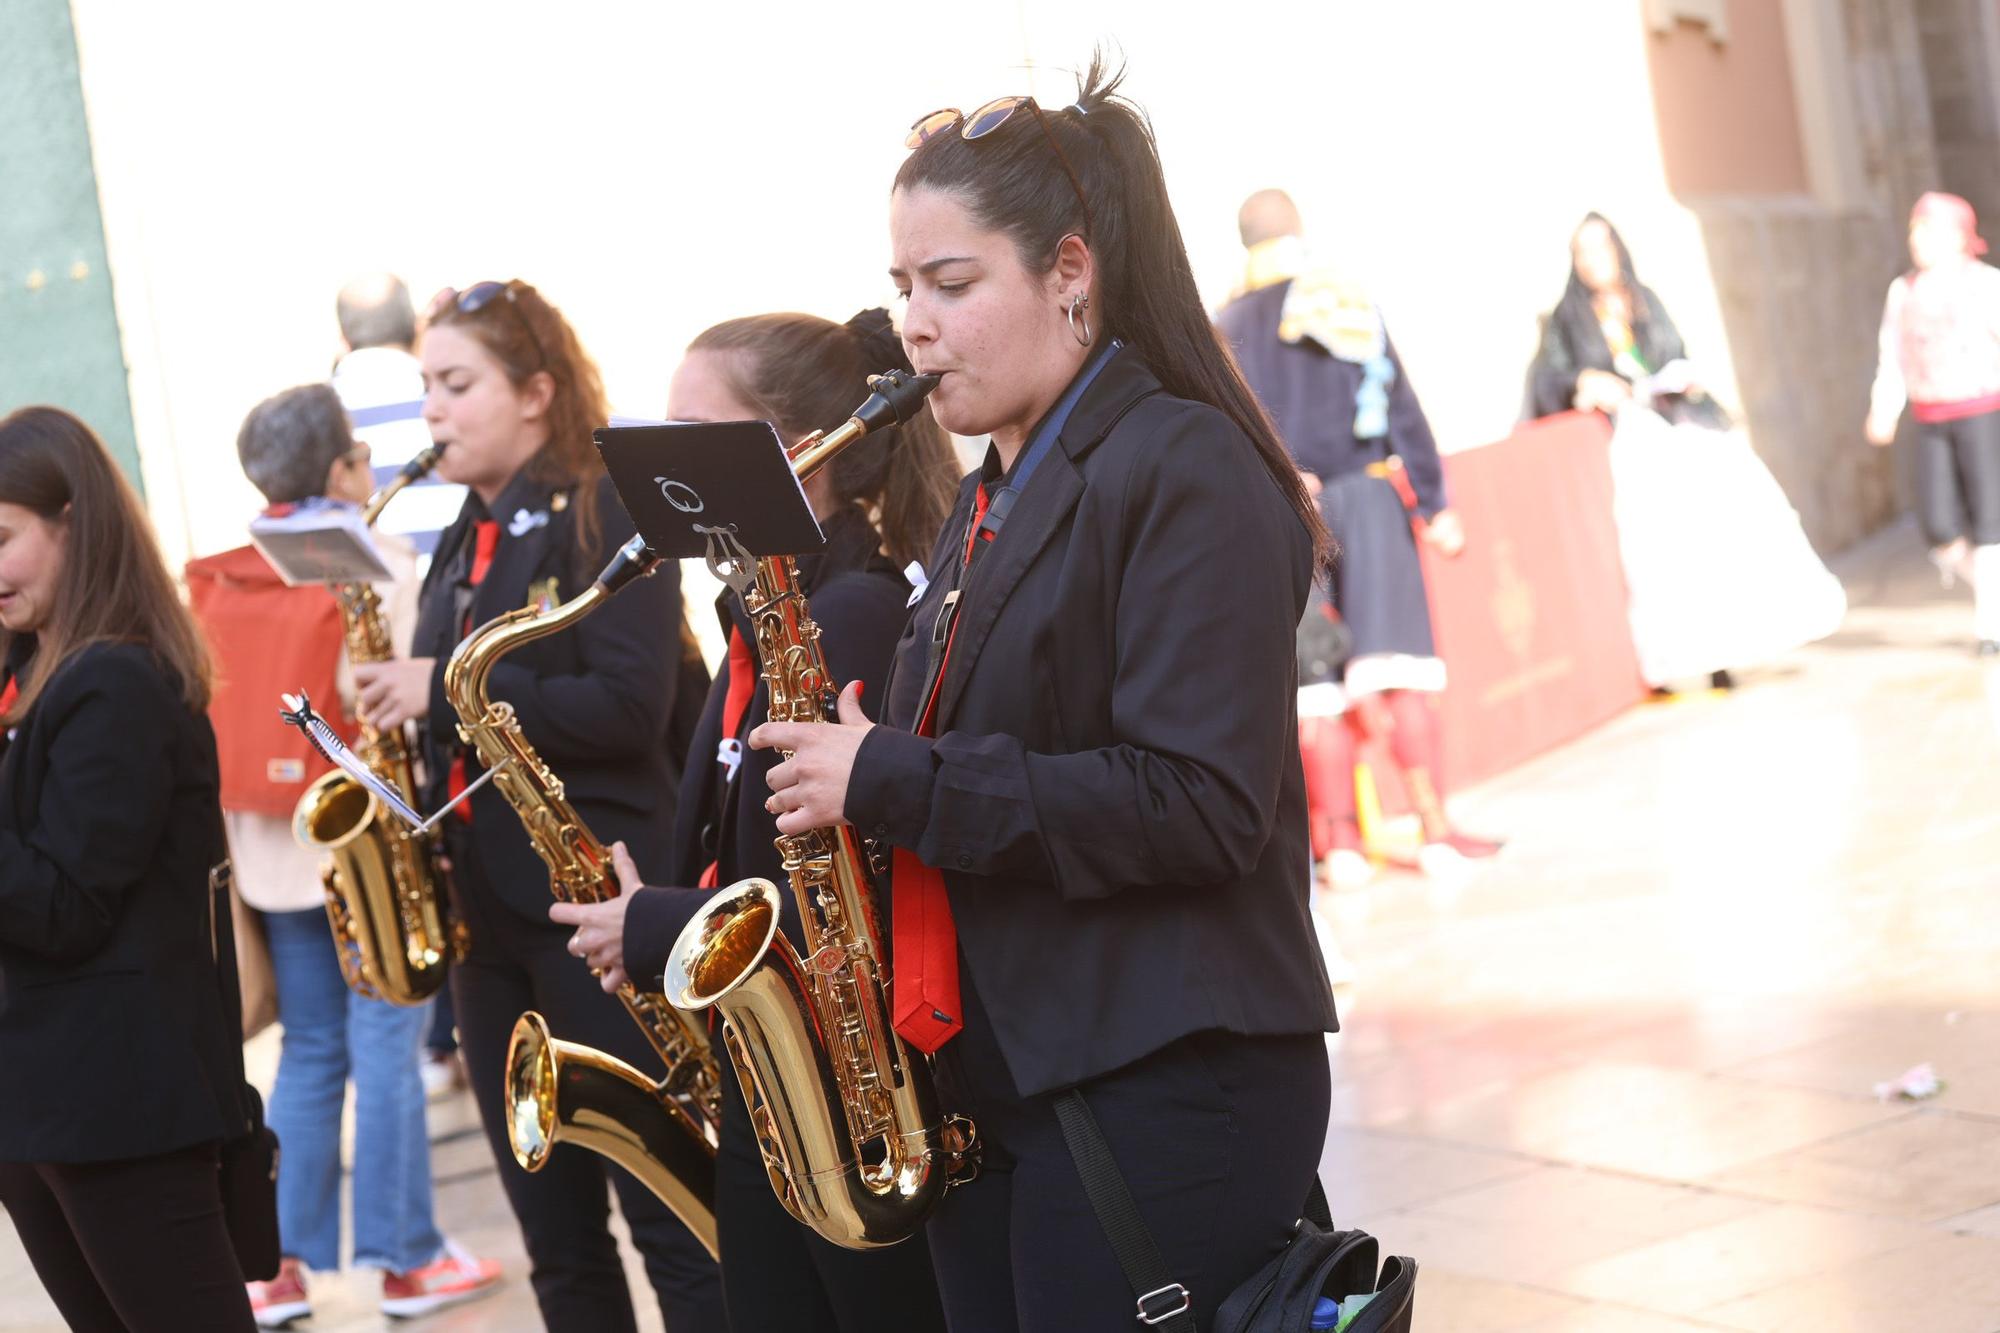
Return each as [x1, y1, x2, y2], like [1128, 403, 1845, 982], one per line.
[519, 369, 557, 423]
[1053, 232, 1096, 304]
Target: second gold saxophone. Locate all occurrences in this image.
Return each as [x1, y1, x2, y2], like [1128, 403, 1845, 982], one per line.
[444, 519, 722, 1257]
[663, 368, 978, 1251]
[293, 447, 464, 1005]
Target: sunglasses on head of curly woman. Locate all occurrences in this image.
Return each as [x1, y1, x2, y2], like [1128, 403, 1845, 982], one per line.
[905, 96, 1093, 230]
[427, 280, 546, 370]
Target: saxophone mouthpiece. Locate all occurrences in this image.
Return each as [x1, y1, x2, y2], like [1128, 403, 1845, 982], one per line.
[594, 533, 661, 597]
[401, 440, 447, 482]
[852, 369, 942, 435]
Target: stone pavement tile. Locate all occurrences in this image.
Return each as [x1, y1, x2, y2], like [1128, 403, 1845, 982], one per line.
[1409, 1268, 1601, 1331]
[1348, 1167, 1760, 1296]
[1722, 1008, 2000, 1116]
[1407, 1165, 1763, 1245]
[1943, 1202, 2000, 1237]
[1318, 1126, 1540, 1217]
[1583, 1002, 1859, 1076]
[1533, 1306, 1751, 1331]
[1706, 1108, 2000, 1222]
[1548, 1202, 1935, 1315]
[1377, 1061, 1903, 1180]
[1701, 1232, 2000, 1332]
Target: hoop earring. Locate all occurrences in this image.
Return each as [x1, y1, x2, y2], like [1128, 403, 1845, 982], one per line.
[1067, 293, 1093, 347]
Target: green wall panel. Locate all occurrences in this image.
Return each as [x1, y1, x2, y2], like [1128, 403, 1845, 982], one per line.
[0, 0, 142, 489]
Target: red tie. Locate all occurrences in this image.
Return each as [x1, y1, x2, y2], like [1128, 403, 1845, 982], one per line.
[699, 626, 760, 889]
[448, 520, 504, 823]
[890, 487, 992, 1053]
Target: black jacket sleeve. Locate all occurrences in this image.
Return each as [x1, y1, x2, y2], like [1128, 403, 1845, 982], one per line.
[848, 407, 1303, 899]
[0, 651, 180, 963]
[625, 569, 913, 987]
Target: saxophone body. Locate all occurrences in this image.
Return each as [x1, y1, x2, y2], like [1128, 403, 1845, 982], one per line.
[443, 534, 722, 1256]
[663, 369, 977, 1250]
[293, 449, 464, 1006]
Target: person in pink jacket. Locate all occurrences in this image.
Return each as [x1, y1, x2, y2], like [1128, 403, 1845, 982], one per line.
[1867, 192, 2000, 653]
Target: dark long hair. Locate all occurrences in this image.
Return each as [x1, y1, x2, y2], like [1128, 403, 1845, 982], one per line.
[425, 280, 612, 555]
[894, 54, 1330, 568]
[1553, 212, 1677, 371]
[688, 308, 959, 569]
[0, 407, 213, 722]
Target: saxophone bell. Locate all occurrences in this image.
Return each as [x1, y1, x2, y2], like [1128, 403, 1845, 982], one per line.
[504, 1012, 721, 1260]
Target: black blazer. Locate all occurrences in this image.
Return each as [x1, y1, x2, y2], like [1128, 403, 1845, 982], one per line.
[847, 350, 1339, 1097]
[0, 643, 245, 1163]
[414, 469, 688, 923]
[622, 510, 912, 989]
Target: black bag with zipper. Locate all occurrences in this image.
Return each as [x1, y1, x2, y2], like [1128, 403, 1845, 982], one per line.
[1054, 1089, 1415, 1332]
[208, 857, 282, 1282]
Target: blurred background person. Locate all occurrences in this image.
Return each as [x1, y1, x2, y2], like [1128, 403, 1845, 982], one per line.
[332, 273, 466, 563]
[1219, 189, 1499, 885]
[187, 383, 502, 1327]
[556, 306, 958, 1333]
[351, 279, 722, 1333]
[1865, 192, 2000, 654]
[1528, 213, 1846, 690]
[0, 407, 255, 1331]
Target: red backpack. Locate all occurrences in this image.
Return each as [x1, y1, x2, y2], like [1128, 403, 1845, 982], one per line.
[186, 545, 355, 817]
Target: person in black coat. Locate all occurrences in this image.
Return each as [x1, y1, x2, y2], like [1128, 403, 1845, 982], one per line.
[0, 406, 257, 1331]
[553, 308, 961, 1332]
[350, 280, 721, 1333]
[751, 61, 1341, 1332]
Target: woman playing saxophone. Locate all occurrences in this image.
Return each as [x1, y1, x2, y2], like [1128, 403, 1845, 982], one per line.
[553, 308, 960, 1333]
[350, 279, 721, 1333]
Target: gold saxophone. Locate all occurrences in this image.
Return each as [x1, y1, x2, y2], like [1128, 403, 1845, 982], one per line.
[293, 448, 465, 1005]
[663, 369, 977, 1251]
[443, 526, 722, 1257]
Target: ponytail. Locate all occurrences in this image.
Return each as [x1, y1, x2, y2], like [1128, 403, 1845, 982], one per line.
[894, 52, 1330, 570]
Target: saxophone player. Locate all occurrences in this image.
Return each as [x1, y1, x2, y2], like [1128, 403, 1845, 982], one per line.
[351, 280, 722, 1333]
[752, 61, 1340, 1331]
[554, 309, 959, 1332]
[188, 383, 501, 1325]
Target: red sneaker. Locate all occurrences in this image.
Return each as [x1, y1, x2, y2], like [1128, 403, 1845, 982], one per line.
[380, 1240, 503, 1318]
[246, 1257, 309, 1329]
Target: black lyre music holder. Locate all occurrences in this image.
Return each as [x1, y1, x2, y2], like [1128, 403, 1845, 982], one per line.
[595, 420, 825, 591]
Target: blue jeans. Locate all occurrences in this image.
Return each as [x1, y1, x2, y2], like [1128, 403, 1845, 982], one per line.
[264, 909, 443, 1274]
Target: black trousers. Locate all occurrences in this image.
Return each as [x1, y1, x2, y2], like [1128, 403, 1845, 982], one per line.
[925, 979, 1330, 1333]
[0, 1141, 255, 1332]
[1916, 407, 2000, 546]
[450, 834, 726, 1333]
[715, 1054, 948, 1331]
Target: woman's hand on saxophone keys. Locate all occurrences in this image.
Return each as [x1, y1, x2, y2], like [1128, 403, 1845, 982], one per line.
[550, 840, 643, 993]
[352, 657, 436, 731]
[753, 681, 873, 835]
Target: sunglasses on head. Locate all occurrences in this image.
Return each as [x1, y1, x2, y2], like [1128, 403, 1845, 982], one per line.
[905, 96, 1093, 233]
[428, 280, 546, 369]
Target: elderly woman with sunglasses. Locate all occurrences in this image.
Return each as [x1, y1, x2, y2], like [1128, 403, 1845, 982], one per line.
[751, 60, 1340, 1332]
[352, 280, 723, 1333]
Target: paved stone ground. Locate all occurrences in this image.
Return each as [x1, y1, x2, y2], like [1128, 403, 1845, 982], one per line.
[4, 518, 1997, 1331]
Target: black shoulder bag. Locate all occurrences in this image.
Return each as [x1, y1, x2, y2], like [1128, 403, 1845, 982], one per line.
[208, 855, 283, 1281]
[1054, 1089, 1416, 1332]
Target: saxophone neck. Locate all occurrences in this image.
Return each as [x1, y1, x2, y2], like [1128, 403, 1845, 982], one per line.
[360, 443, 445, 527]
[447, 582, 609, 719]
